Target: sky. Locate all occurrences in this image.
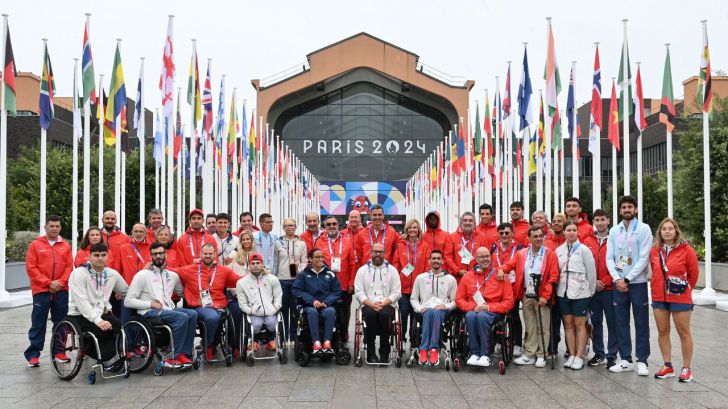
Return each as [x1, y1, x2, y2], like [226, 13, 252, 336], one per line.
[3, 0, 727, 128]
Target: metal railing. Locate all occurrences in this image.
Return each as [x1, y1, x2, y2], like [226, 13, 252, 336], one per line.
[259, 61, 310, 88]
[416, 62, 467, 87]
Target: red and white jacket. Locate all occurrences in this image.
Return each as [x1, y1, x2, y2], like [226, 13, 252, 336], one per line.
[391, 238, 432, 295]
[456, 265, 515, 314]
[26, 236, 73, 295]
[649, 242, 699, 305]
[500, 246, 559, 302]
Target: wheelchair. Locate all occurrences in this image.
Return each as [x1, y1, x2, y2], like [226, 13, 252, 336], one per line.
[50, 316, 130, 384]
[194, 307, 236, 367]
[122, 312, 200, 376]
[451, 312, 514, 374]
[352, 305, 403, 367]
[239, 311, 288, 366]
[293, 302, 352, 367]
[404, 310, 456, 370]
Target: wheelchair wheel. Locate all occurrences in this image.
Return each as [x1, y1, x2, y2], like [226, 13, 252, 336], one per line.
[394, 355, 402, 368]
[122, 320, 155, 373]
[51, 319, 85, 381]
[501, 317, 514, 366]
[298, 351, 309, 367]
[453, 357, 461, 372]
[336, 349, 351, 366]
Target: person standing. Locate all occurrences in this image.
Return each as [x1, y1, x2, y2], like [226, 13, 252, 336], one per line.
[233, 211, 260, 236]
[154, 226, 180, 269]
[24, 215, 73, 367]
[254, 213, 278, 275]
[510, 202, 531, 247]
[100, 210, 129, 260]
[176, 209, 218, 266]
[354, 205, 398, 270]
[300, 212, 323, 253]
[145, 209, 165, 243]
[232, 230, 257, 277]
[213, 213, 239, 266]
[564, 197, 597, 244]
[650, 218, 699, 383]
[444, 212, 486, 283]
[275, 218, 308, 341]
[422, 211, 449, 252]
[75, 227, 119, 271]
[476, 204, 499, 249]
[340, 210, 363, 240]
[492, 222, 524, 357]
[606, 196, 653, 376]
[205, 214, 218, 236]
[543, 213, 566, 356]
[118, 223, 152, 285]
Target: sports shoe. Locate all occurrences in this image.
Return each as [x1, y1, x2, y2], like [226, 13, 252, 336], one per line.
[605, 358, 616, 370]
[571, 357, 584, 370]
[477, 356, 491, 367]
[54, 353, 71, 363]
[428, 349, 439, 366]
[367, 353, 379, 364]
[637, 362, 649, 376]
[266, 340, 277, 351]
[678, 367, 693, 383]
[588, 355, 605, 366]
[535, 357, 546, 368]
[467, 355, 480, 366]
[563, 355, 575, 368]
[418, 349, 428, 365]
[312, 341, 322, 354]
[609, 360, 634, 373]
[322, 340, 333, 354]
[379, 352, 390, 363]
[513, 345, 523, 357]
[253, 341, 261, 352]
[27, 357, 40, 367]
[514, 355, 535, 365]
[177, 353, 193, 367]
[654, 365, 675, 379]
[206, 346, 215, 361]
[163, 358, 181, 368]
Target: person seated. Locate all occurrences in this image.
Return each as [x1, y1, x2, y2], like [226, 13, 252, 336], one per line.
[236, 252, 283, 352]
[177, 243, 240, 360]
[67, 243, 129, 363]
[456, 246, 514, 367]
[124, 242, 197, 368]
[410, 249, 457, 365]
[292, 248, 342, 356]
[354, 243, 402, 364]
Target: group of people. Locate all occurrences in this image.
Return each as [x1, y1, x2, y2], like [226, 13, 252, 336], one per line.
[23, 195, 699, 382]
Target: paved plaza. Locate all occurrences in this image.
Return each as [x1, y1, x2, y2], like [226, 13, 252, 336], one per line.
[1, 303, 727, 409]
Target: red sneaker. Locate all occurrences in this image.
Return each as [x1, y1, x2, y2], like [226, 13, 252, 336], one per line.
[53, 353, 71, 363]
[233, 348, 240, 358]
[253, 341, 260, 352]
[428, 349, 439, 366]
[177, 353, 192, 365]
[266, 341, 277, 351]
[312, 341, 322, 354]
[164, 358, 181, 368]
[654, 365, 675, 379]
[206, 346, 215, 361]
[418, 349, 428, 365]
[678, 367, 693, 383]
[27, 357, 40, 367]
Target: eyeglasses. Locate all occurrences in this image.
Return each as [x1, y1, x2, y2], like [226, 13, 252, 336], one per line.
[283, 224, 296, 228]
[498, 231, 512, 235]
[151, 252, 166, 256]
[325, 222, 338, 227]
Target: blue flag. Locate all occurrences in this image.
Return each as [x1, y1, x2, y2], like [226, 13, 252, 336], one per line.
[517, 47, 533, 132]
[566, 65, 575, 139]
[153, 111, 163, 166]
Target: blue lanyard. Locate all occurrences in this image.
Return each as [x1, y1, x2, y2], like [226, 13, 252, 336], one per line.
[87, 267, 108, 299]
[130, 242, 145, 264]
[565, 242, 581, 272]
[527, 246, 546, 273]
[475, 266, 496, 293]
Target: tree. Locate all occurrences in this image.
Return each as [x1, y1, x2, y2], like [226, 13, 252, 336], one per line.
[604, 173, 668, 229]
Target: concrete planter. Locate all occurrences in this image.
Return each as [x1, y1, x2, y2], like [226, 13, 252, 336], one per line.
[4, 262, 30, 291]
[697, 261, 728, 291]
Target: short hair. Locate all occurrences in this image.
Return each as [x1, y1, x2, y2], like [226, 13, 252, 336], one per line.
[147, 208, 163, 218]
[150, 242, 166, 252]
[216, 213, 231, 222]
[89, 243, 108, 253]
[478, 203, 493, 214]
[46, 215, 61, 223]
[563, 221, 578, 230]
[459, 211, 476, 223]
[308, 248, 324, 259]
[205, 213, 217, 220]
[593, 209, 609, 219]
[259, 213, 273, 223]
[510, 201, 524, 210]
[369, 204, 384, 213]
[528, 225, 545, 237]
[239, 211, 254, 221]
[531, 210, 547, 220]
[429, 249, 444, 258]
[323, 215, 338, 223]
[565, 197, 582, 207]
[201, 243, 216, 251]
[497, 222, 513, 231]
[618, 195, 638, 208]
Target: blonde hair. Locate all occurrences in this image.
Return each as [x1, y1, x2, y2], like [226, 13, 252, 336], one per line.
[235, 230, 256, 265]
[401, 219, 423, 241]
[654, 217, 684, 248]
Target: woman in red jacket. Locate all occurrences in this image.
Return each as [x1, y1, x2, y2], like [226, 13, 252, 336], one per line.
[154, 226, 180, 269]
[75, 227, 119, 271]
[650, 218, 699, 383]
[393, 219, 431, 344]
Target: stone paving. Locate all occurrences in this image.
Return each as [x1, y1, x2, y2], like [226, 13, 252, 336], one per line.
[1, 303, 727, 408]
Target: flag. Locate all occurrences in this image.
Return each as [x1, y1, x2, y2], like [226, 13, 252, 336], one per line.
[120, 105, 132, 154]
[159, 18, 174, 118]
[174, 90, 182, 161]
[544, 21, 561, 115]
[215, 79, 225, 168]
[518, 47, 533, 131]
[187, 45, 201, 128]
[552, 109, 562, 151]
[104, 44, 126, 146]
[633, 65, 646, 133]
[698, 25, 712, 113]
[3, 22, 17, 116]
[503, 64, 511, 119]
[430, 152, 437, 189]
[81, 20, 96, 104]
[588, 46, 602, 154]
[538, 94, 545, 157]
[659, 48, 675, 132]
[133, 73, 142, 130]
[474, 105, 482, 162]
[153, 110, 163, 166]
[455, 126, 465, 176]
[239, 102, 248, 164]
[516, 139, 523, 181]
[566, 65, 575, 140]
[227, 93, 238, 163]
[201, 62, 212, 140]
[39, 43, 55, 130]
[528, 129, 537, 175]
[608, 80, 620, 151]
[248, 112, 256, 180]
[617, 40, 632, 121]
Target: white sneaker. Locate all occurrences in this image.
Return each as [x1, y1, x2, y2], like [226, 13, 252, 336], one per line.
[513, 345, 523, 357]
[609, 360, 634, 373]
[637, 362, 649, 376]
[563, 355, 575, 368]
[477, 356, 491, 367]
[467, 355, 480, 366]
[571, 357, 584, 370]
[535, 357, 546, 368]
[514, 355, 535, 365]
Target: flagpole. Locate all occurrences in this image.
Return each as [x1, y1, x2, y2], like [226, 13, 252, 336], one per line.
[175, 89, 182, 232]
[113, 39, 122, 228]
[592, 43, 602, 212]
[188, 41, 198, 213]
[636, 61, 644, 217]
[159, 108, 166, 224]
[621, 19, 630, 196]
[139, 57, 145, 223]
[0, 14, 9, 299]
[82, 13, 92, 234]
[504, 63, 512, 221]
[494, 76, 501, 224]
[521, 42, 530, 216]
[231, 87, 238, 222]
[571, 61, 579, 198]
[536, 90, 543, 212]
[220, 75, 228, 213]
[166, 91, 174, 234]
[97, 73, 104, 225]
[484, 89, 493, 207]
[154, 109, 159, 209]
[39, 39, 48, 234]
[611, 77, 618, 222]
[72, 58, 80, 255]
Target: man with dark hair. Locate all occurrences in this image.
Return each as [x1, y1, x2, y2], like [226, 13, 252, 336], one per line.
[565, 197, 596, 246]
[254, 213, 278, 274]
[233, 211, 260, 236]
[146, 209, 164, 243]
[24, 215, 74, 367]
[300, 212, 323, 253]
[588, 209, 618, 368]
[176, 209, 218, 266]
[510, 202, 531, 247]
[422, 211, 449, 252]
[125, 242, 197, 368]
[205, 214, 218, 236]
[101, 210, 130, 260]
[606, 196, 653, 376]
[214, 213, 239, 266]
[476, 203, 498, 249]
[354, 204, 398, 270]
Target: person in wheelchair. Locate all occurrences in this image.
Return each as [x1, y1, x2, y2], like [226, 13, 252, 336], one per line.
[236, 252, 283, 351]
[456, 246, 514, 367]
[67, 243, 129, 365]
[410, 249, 457, 366]
[178, 243, 240, 361]
[292, 248, 342, 356]
[124, 242, 198, 368]
[354, 243, 402, 364]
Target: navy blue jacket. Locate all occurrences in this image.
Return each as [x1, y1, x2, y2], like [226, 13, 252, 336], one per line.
[292, 265, 342, 307]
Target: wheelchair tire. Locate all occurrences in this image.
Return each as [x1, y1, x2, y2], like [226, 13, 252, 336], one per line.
[453, 357, 461, 372]
[336, 350, 351, 366]
[87, 371, 96, 385]
[246, 354, 255, 367]
[354, 356, 363, 367]
[122, 320, 155, 374]
[394, 355, 402, 368]
[193, 357, 201, 370]
[153, 361, 164, 376]
[225, 354, 233, 367]
[298, 351, 310, 367]
[51, 319, 85, 381]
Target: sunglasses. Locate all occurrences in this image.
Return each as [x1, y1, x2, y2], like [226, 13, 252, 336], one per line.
[498, 231, 512, 235]
[325, 222, 338, 227]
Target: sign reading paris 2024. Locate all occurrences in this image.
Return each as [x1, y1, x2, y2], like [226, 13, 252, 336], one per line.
[302, 139, 427, 155]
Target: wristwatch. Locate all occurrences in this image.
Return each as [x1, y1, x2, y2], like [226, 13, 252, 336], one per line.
[623, 278, 630, 284]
